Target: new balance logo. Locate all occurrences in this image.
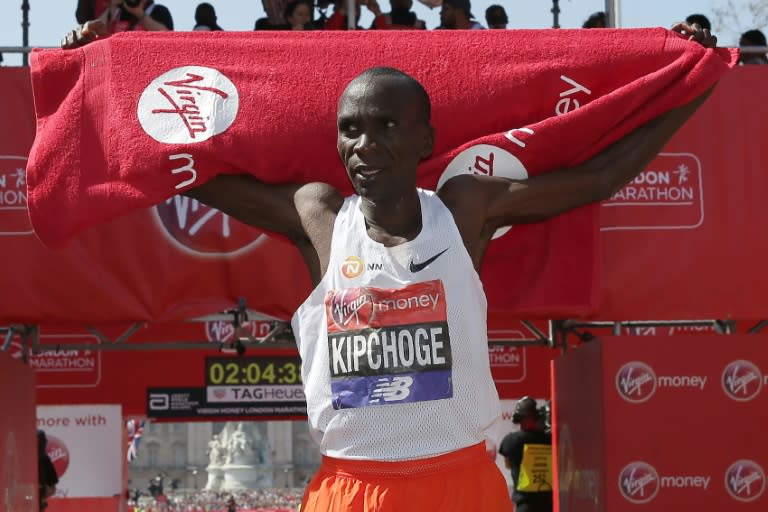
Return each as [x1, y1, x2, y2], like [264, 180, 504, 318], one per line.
[409, 248, 449, 273]
[369, 376, 414, 403]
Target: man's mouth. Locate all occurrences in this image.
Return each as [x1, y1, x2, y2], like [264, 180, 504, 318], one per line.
[354, 165, 384, 178]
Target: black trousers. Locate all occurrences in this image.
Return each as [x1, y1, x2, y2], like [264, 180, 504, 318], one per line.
[513, 502, 553, 512]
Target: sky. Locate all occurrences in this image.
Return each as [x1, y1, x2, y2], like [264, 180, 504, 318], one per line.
[0, 0, 762, 66]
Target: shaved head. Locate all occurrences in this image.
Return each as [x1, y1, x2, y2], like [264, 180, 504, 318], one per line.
[341, 67, 431, 123]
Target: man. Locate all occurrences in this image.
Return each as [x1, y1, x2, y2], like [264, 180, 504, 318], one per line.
[498, 398, 552, 512]
[178, 24, 716, 510]
[685, 13, 711, 31]
[63, 0, 172, 48]
[739, 29, 768, 64]
[485, 4, 508, 29]
[193, 3, 223, 31]
[322, 0, 388, 29]
[439, 0, 484, 29]
[582, 11, 606, 29]
[373, 0, 426, 29]
[57, 19, 716, 510]
[37, 430, 59, 510]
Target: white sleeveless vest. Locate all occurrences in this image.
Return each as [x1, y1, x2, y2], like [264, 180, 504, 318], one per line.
[291, 188, 501, 460]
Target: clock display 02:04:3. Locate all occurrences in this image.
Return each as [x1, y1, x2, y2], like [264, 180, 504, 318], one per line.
[206, 357, 302, 386]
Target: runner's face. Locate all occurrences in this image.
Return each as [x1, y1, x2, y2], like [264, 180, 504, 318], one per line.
[337, 77, 433, 198]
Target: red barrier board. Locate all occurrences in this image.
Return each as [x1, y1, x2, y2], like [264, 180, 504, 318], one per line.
[554, 335, 768, 511]
[47, 497, 121, 512]
[0, 353, 38, 512]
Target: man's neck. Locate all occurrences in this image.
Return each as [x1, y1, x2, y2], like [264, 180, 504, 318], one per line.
[360, 191, 422, 246]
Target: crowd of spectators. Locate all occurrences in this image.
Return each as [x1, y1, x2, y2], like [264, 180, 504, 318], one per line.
[128, 488, 302, 512]
[1, 2, 767, 66]
[67, 0, 768, 52]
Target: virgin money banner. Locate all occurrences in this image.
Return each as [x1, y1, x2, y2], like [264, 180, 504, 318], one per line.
[36, 405, 122, 498]
[554, 335, 767, 511]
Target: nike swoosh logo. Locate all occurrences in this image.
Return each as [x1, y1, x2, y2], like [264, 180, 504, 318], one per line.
[409, 248, 449, 273]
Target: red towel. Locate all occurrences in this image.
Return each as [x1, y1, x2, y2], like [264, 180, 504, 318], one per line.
[28, 30, 736, 318]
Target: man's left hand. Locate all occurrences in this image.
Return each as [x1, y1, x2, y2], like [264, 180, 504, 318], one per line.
[671, 22, 718, 48]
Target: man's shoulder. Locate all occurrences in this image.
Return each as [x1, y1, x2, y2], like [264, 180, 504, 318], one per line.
[499, 431, 523, 450]
[295, 182, 345, 215]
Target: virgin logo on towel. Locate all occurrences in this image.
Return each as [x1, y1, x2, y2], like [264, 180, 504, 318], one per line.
[138, 66, 240, 144]
[721, 360, 763, 402]
[725, 460, 765, 502]
[437, 144, 529, 240]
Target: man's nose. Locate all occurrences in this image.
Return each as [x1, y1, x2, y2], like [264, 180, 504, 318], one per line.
[353, 131, 378, 154]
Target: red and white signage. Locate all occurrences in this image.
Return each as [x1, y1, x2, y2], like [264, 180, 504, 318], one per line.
[602, 152, 704, 231]
[0, 155, 33, 235]
[9, 332, 101, 388]
[37, 405, 122, 498]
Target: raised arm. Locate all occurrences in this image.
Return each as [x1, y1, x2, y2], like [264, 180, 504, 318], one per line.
[440, 23, 718, 266]
[184, 175, 343, 284]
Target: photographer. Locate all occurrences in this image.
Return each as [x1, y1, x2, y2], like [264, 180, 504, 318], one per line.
[498, 397, 553, 512]
[37, 430, 59, 511]
[65, 0, 173, 49]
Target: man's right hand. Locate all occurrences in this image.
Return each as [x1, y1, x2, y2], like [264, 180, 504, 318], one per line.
[61, 20, 109, 49]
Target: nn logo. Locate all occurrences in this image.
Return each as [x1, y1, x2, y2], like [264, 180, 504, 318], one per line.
[725, 460, 765, 502]
[615, 361, 656, 403]
[341, 256, 382, 279]
[721, 360, 763, 402]
[618, 462, 660, 504]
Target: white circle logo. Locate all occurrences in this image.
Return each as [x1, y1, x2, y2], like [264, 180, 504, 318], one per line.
[137, 66, 239, 144]
[721, 360, 763, 402]
[615, 361, 657, 403]
[437, 144, 529, 239]
[618, 461, 660, 504]
[725, 460, 766, 502]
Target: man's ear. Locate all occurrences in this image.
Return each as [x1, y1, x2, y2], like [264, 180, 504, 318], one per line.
[420, 125, 435, 159]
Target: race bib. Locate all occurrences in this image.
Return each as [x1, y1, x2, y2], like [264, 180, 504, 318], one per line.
[325, 280, 453, 409]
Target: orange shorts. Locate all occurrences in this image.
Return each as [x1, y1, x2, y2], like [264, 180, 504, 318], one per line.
[301, 443, 513, 512]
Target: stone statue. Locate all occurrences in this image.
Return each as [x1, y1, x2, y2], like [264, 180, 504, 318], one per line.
[209, 422, 274, 491]
[227, 422, 257, 465]
[207, 434, 226, 467]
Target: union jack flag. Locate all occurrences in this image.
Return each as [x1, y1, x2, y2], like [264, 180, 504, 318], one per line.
[126, 419, 146, 463]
